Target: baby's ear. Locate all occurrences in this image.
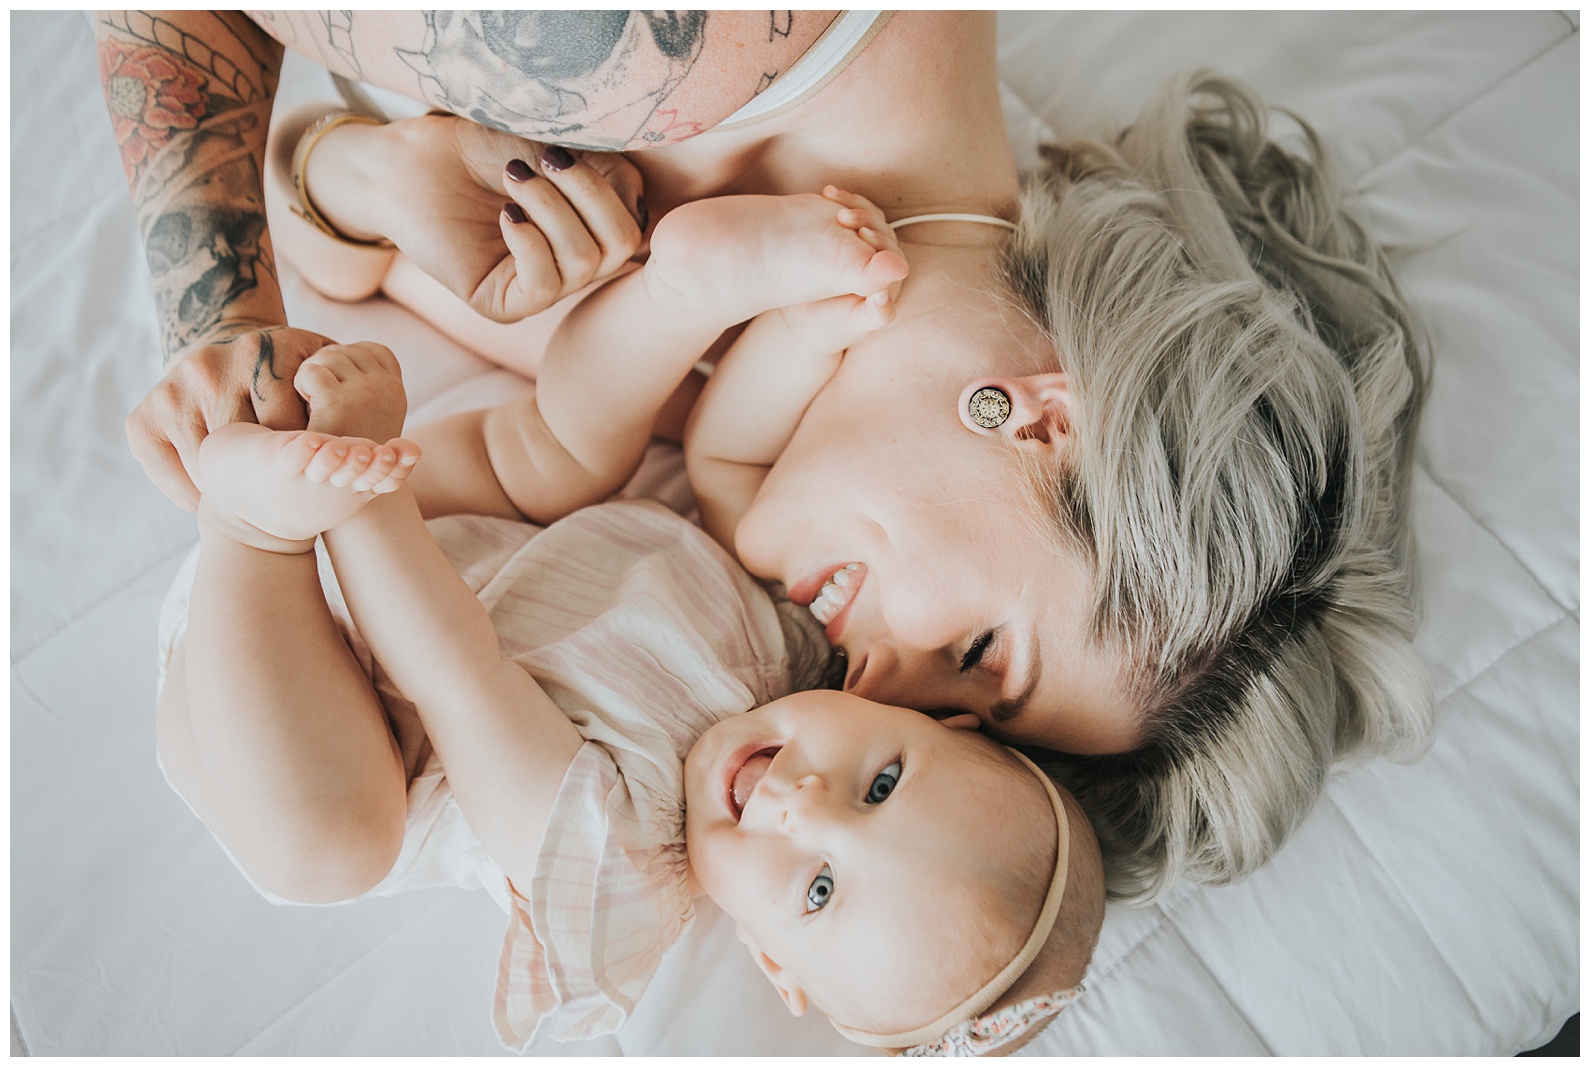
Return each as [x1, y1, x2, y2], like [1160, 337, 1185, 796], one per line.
[739, 929, 809, 1017]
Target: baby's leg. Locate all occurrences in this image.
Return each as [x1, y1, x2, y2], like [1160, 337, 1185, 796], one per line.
[160, 514, 410, 904]
[646, 187, 909, 329]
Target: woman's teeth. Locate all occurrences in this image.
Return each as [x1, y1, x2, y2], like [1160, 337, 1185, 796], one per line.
[809, 564, 861, 625]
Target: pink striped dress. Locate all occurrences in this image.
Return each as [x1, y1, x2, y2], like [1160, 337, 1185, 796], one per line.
[156, 499, 831, 1049]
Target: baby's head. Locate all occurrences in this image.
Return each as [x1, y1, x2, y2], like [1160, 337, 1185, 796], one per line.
[684, 690, 1105, 1055]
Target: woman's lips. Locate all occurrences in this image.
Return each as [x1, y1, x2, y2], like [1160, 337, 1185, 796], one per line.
[724, 743, 781, 822]
[788, 563, 849, 608]
[791, 563, 866, 644]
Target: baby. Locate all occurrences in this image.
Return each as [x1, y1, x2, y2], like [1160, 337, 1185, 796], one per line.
[159, 188, 1105, 1054]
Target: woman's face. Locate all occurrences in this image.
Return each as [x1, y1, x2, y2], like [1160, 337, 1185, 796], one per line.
[733, 246, 1142, 755]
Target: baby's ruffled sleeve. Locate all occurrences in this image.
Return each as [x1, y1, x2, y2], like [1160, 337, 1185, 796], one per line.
[492, 740, 693, 1050]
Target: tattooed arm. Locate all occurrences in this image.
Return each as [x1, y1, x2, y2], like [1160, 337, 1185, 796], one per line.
[97, 11, 335, 509]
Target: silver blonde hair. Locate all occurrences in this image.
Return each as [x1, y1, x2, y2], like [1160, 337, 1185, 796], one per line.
[1006, 71, 1433, 902]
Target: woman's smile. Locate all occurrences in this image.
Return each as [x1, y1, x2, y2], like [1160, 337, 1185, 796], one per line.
[802, 563, 866, 639]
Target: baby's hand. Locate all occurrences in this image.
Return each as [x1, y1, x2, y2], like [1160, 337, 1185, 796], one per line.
[294, 343, 410, 443]
[645, 189, 909, 326]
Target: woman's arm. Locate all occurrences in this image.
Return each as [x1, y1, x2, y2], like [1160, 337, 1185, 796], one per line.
[96, 12, 342, 508]
[321, 487, 584, 890]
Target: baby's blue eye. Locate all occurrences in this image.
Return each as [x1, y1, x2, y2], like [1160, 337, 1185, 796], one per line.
[867, 760, 902, 804]
[807, 865, 834, 913]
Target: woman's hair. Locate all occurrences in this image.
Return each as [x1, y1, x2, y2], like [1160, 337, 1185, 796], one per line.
[1004, 70, 1433, 902]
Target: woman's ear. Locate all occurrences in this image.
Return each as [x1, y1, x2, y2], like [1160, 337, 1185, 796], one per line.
[958, 373, 1072, 453]
[739, 929, 809, 1016]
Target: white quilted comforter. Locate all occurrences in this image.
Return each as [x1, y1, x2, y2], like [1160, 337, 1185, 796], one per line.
[11, 11, 1577, 1055]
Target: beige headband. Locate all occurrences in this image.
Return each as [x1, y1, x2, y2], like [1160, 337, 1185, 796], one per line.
[830, 748, 1071, 1049]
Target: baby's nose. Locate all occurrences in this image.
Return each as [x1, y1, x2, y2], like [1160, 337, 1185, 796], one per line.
[777, 774, 834, 830]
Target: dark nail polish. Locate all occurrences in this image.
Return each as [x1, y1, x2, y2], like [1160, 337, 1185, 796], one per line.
[540, 145, 575, 173]
[505, 158, 535, 182]
[503, 201, 528, 225]
[635, 196, 649, 233]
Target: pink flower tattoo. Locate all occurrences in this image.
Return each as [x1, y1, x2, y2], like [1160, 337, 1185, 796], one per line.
[99, 39, 214, 184]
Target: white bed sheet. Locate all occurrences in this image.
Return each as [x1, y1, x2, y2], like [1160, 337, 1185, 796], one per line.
[10, 10, 1578, 1056]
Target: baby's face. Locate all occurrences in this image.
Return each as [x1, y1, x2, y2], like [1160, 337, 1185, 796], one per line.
[683, 690, 1036, 1033]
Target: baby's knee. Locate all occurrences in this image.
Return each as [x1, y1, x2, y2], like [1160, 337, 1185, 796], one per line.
[246, 806, 407, 905]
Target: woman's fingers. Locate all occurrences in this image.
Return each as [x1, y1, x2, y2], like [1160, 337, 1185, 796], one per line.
[581, 151, 647, 235]
[496, 203, 563, 316]
[504, 150, 643, 270]
[502, 167, 604, 284]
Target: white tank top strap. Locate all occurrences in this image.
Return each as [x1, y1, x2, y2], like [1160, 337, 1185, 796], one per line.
[713, 11, 893, 131]
[889, 213, 1019, 233]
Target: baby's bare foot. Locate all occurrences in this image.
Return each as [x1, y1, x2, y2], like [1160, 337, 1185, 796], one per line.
[198, 423, 420, 549]
[647, 189, 909, 324]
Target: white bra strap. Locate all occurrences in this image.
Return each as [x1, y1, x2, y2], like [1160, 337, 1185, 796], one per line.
[889, 213, 1018, 233]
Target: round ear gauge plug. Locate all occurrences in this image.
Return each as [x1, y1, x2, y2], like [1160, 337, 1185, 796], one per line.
[967, 386, 1012, 428]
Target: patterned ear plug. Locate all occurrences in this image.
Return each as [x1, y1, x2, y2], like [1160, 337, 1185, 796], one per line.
[968, 386, 1013, 429]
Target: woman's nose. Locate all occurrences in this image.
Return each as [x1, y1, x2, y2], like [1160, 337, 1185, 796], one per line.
[854, 643, 959, 711]
[879, 579, 966, 655]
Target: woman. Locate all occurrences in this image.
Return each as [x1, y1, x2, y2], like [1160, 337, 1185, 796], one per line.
[114, 11, 1433, 900]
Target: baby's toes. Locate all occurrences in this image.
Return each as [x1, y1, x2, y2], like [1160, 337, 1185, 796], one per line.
[350, 445, 397, 493]
[368, 438, 421, 494]
[271, 430, 332, 477]
[855, 245, 909, 294]
[326, 441, 377, 488]
[302, 437, 356, 484]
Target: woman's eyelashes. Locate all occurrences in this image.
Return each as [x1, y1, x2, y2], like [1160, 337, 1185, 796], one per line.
[806, 864, 834, 912]
[959, 629, 996, 672]
[866, 759, 902, 804]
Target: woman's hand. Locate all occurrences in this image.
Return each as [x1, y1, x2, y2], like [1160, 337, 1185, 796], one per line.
[305, 112, 647, 323]
[126, 323, 336, 511]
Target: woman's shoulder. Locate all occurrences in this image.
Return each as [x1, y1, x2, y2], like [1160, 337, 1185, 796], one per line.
[254, 11, 839, 150]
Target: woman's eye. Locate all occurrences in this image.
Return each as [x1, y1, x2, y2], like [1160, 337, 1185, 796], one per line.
[806, 865, 834, 913]
[959, 630, 995, 672]
[866, 760, 902, 804]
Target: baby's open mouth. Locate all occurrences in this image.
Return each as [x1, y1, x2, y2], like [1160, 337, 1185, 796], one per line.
[729, 747, 780, 821]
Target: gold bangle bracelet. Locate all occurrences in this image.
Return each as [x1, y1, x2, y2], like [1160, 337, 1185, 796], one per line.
[289, 110, 395, 249]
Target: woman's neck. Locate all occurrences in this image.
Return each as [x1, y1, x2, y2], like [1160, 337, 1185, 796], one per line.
[631, 12, 1019, 221]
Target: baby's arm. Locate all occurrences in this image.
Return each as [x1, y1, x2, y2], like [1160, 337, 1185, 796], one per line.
[264, 356, 588, 888]
[183, 345, 580, 894]
[320, 487, 583, 892]
[403, 190, 906, 527]
[686, 189, 905, 551]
